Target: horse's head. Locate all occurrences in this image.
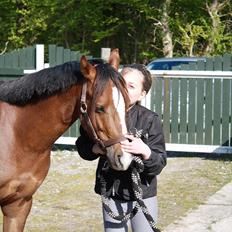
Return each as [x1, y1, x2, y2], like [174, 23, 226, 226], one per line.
[79, 49, 133, 171]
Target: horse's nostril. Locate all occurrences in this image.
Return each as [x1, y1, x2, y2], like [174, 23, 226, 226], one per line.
[117, 153, 122, 157]
[115, 155, 123, 169]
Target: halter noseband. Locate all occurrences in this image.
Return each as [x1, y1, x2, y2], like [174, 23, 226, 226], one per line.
[80, 82, 126, 149]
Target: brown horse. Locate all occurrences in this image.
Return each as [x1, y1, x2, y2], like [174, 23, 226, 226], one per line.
[0, 49, 132, 232]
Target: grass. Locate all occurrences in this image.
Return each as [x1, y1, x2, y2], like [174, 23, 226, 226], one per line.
[157, 155, 232, 229]
[0, 151, 232, 231]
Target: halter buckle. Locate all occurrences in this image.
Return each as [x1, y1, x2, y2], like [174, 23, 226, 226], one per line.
[80, 102, 87, 113]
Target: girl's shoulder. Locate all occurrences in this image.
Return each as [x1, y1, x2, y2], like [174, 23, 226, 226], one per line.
[129, 104, 162, 132]
[132, 104, 159, 118]
[129, 104, 162, 138]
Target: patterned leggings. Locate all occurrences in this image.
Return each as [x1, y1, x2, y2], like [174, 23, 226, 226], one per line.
[102, 196, 158, 232]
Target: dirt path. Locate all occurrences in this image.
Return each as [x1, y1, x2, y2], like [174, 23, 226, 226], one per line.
[163, 180, 232, 232]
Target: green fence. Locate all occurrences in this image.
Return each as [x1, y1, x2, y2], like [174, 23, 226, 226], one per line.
[48, 44, 92, 67]
[0, 44, 90, 78]
[1, 46, 232, 151]
[149, 53, 232, 151]
[175, 53, 232, 71]
[0, 45, 36, 69]
[151, 75, 232, 147]
[0, 45, 37, 80]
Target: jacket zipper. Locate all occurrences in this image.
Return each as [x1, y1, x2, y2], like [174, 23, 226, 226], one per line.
[112, 183, 115, 196]
[146, 180, 150, 187]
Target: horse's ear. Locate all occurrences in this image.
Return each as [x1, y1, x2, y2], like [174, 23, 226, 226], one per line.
[108, 48, 120, 70]
[80, 56, 96, 81]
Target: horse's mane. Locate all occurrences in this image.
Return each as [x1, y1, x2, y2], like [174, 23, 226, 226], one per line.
[0, 61, 84, 105]
[0, 61, 127, 107]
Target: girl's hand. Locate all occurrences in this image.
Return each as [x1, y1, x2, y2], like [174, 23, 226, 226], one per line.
[120, 134, 151, 160]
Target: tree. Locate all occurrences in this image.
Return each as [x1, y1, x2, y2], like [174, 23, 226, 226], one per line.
[0, 0, 231, 62]
[204, 0, 232, 55]
[0, 0, 17, 51]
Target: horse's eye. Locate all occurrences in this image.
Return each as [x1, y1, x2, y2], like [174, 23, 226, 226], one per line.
[96, 105, 105, 113]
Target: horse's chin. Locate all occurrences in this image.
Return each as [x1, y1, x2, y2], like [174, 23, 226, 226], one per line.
[106, 146, 133, 171]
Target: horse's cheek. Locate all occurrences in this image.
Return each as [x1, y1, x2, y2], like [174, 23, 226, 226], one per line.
[108, 113, 121, 135]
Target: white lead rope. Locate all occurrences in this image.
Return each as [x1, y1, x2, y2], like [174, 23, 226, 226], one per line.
[100, 156, 161, 232]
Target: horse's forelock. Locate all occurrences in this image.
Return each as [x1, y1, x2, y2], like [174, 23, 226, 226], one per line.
[96, 64, 127, 95]
[91, 64, 128, 112]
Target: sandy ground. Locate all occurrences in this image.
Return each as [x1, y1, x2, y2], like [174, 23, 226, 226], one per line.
[1, 151, 232, 232]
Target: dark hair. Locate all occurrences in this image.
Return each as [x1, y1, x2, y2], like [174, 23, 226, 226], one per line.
[123, 64, 152, 93]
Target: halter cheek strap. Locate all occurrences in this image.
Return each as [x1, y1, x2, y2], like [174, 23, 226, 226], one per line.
[80, 82, 126, 149]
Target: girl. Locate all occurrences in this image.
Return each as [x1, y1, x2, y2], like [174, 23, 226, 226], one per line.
[76, 64, 167, 232]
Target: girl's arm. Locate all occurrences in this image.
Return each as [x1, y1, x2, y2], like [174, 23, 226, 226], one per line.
[75, 126, 100, 161]
[121, 115, 167, 176]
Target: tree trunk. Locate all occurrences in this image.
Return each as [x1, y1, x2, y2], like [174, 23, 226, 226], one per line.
[204, 0, 227, 54]
[161, 0, 173, 58]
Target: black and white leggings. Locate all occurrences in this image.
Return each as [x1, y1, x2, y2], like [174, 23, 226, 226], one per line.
[102, 196, 158, 232]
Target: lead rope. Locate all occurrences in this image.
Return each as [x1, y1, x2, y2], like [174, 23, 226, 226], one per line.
[100, 156, 161, 232]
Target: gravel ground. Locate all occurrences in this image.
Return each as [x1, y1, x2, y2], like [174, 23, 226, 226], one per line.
[26, 151, 102, 232]
[1, 151, 232, 232]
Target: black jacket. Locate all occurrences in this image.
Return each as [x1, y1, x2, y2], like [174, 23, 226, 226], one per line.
[75, 104, 167, 201]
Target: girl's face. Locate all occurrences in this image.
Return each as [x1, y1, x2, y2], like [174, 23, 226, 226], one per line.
[122, 70, 146, 106]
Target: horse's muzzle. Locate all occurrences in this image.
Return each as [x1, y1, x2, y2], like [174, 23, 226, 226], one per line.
[106, 145, 133, 171]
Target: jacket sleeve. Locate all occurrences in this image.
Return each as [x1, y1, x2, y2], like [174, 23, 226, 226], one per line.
[75, 126, 100, 161]
[142, 114, 167, 177]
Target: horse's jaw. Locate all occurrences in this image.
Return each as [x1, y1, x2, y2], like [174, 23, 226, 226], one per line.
[106, 146, 133, 171]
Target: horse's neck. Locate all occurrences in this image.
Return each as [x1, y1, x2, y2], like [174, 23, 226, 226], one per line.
[14, 85, 81, 151]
